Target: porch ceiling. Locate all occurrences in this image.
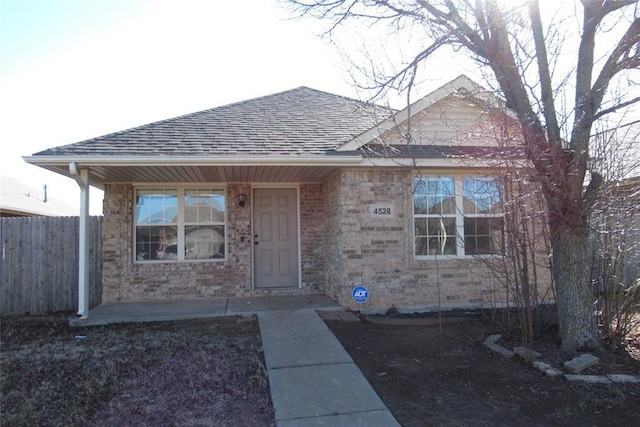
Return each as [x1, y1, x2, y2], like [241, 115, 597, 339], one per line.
[34, 164, 345, 188]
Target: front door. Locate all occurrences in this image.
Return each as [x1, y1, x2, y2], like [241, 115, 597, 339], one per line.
[253, 188, 299, 289]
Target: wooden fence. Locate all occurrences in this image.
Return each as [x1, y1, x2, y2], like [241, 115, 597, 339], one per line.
[0, 216, 102, 314]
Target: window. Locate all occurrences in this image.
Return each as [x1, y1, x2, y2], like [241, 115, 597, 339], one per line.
[413, 176, 503, 257]
[462, 178, 504, 255]
[135, 188, 226, 261]
[413, 177, 456, 255]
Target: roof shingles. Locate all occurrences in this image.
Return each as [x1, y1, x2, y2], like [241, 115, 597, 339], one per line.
[36, 87, 389, 157]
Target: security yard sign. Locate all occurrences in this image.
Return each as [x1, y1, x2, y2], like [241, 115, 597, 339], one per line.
[352, 285, 369, 304]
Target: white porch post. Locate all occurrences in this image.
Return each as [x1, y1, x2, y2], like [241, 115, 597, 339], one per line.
[70, 163, 90, 318]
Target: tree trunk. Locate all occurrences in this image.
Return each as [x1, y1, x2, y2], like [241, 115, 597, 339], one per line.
[551, 225, 599, 352]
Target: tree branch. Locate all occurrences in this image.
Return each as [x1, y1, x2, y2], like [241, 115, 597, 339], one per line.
[594, 95, 640, 121]
[529, 0, 561, 146]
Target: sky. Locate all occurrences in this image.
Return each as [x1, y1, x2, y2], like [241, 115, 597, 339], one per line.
[0, 0, 491, 215]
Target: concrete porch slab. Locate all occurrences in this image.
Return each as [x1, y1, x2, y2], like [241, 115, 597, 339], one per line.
[70, 294, 341, 327]
[317, 310, 361, 322]
[226, 295, 342, 316]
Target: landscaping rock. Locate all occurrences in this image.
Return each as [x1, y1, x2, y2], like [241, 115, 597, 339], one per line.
[513, 346, 542, 360]
[482, 335, 515, 359]
[483, 334, 501, 345]
[563, 353, 599, 373]
[485, 343, 515, 359]
[532, 361, 550, 371]
[545, 367, 564, 378]
[564, 375, 611, 384]
[607, 374, 640, 384]
[532, 361, 563, 378]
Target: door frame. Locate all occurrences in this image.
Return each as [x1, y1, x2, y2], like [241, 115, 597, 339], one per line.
[250, 184, 302, 290]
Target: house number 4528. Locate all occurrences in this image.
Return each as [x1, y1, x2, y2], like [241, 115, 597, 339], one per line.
[373, 207, 391, 215]
[369, 204, 394, 217]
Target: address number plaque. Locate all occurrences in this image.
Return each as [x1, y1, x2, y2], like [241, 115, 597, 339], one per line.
[368, 203, 394, 217]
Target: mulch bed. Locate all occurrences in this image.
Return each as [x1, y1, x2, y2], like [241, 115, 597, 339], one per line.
[325, 312, 640, 426]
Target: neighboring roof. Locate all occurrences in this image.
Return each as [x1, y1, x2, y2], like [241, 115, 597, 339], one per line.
[611, 176, 640, 199]
[33, 87, 390, 157]
[0, 176, 78, 217]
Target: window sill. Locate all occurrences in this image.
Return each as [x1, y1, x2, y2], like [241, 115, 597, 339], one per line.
[413, 254, 503, 260]
[133, 257, 227, 264]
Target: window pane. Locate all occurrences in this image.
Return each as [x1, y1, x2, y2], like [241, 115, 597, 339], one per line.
[414, 217, 428, 237]
[414, 195, 429, 214]
[415, 237, 429, 256]
[136, 225, 178, 260]
[415, 217, 456, 255]
[413, 178, 427, 196]
[427, 218, 456, 255]
[463, 178, 502, 214]
[413, 177, 455, 214]
[185, 225, 225, 259]
[185, 190, 225, 223]
[135, 189, 178, 224]
[464, 217, 504, 255]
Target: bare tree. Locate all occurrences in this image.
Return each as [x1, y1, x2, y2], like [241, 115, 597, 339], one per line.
[287, 0, 640, 351]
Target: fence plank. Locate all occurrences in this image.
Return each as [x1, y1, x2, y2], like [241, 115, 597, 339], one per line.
[0, 216, 102, 314]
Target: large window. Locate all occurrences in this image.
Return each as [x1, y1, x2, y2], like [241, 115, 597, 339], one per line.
[414, 177, 456, 255]
[413, 176, 503, 257]
[135, 188, 226, 262]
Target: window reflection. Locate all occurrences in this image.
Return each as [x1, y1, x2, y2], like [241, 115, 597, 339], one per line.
[135, 188, 226, 262]
[413, 177, 504, 257]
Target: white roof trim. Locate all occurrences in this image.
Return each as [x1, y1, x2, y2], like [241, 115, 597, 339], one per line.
[336, 75, 498, 152]
[358, 157, 510, 168]
[22, 154, 364, 167]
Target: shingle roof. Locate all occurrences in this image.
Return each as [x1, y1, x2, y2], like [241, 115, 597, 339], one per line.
[34, 87, 391, 157]
[0, 176, 77, 217]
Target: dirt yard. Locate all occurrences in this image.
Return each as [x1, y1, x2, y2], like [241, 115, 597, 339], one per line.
[326, 316, 640, 426]
[0, 314, 274, 427]
[3, 312, 639, 427]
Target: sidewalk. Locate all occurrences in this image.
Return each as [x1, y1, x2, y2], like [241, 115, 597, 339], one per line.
[258, 309, 400, 426]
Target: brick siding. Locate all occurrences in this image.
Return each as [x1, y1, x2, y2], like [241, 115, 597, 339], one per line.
[323, 169, 552, 312]
[101, 172, 552, 312]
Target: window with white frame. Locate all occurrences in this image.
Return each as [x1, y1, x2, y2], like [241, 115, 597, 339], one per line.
[135, 188, 226, 261]
[413, 176, 504, 257]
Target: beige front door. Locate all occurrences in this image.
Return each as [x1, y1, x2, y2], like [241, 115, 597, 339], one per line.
[253, 188, 299, 289]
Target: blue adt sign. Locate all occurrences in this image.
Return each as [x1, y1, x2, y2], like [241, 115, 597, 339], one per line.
[352, 285, 369, 304]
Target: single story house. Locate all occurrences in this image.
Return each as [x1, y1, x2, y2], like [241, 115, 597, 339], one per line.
[24, 75, 552, 317]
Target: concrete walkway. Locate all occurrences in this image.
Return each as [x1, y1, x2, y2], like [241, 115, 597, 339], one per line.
[259, 309, 400, 426]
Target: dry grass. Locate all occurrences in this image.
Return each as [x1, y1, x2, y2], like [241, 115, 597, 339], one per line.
[1, 314, 274, 427]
